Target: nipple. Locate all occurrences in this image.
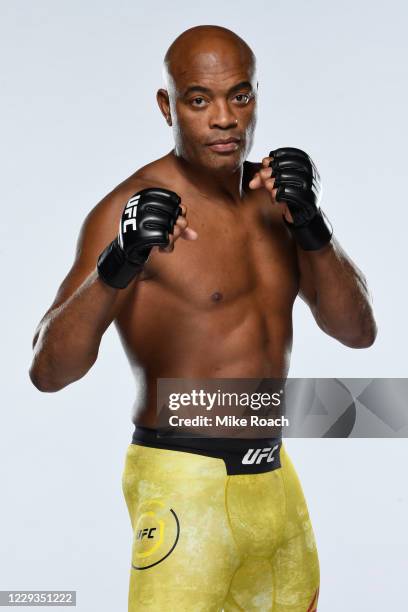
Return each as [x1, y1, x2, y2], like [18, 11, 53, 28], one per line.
[211, 292, 223, 303]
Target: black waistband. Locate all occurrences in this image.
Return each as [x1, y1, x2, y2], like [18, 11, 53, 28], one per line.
[131, 426, 282, 476]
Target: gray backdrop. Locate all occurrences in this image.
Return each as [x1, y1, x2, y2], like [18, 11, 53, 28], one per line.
[1, 0, 407, 609]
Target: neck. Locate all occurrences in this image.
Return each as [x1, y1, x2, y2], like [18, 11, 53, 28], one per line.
[170, 149, 245, 204]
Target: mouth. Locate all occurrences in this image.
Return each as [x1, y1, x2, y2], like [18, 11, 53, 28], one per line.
[206, 137, 241, 154]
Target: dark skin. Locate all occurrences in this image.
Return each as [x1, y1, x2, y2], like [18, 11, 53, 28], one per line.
[29, 26, 377, 426]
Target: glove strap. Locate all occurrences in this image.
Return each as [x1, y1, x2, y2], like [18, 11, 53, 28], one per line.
[97, 238, 144, 289]
[283, 208, 333, 251]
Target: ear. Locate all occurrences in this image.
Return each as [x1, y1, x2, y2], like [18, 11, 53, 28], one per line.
[156, 89, 172, 126]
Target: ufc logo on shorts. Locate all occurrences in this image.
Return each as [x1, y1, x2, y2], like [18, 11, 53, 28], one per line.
[122, 195, 140, 233]
[136, 527, 157, 540]
[242, 444, 279, 465]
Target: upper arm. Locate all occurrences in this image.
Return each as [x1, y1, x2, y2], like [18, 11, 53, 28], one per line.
[32, 179, 148, 343]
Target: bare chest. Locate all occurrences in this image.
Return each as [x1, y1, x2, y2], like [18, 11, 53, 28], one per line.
[141, 195, 299, 311]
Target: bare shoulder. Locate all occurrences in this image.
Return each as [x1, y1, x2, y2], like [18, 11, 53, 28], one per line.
[41, 155, 175, 316]
[128, 154, 176, 190]
[80, 154, 176, 254]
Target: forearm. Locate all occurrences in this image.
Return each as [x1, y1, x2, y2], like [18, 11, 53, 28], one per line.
[304, 238, 377, 347]
[29, 269, 121, 391]
[254, 147, 377, 347]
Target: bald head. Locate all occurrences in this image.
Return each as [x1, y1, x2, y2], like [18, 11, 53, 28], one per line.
[163, 25, 256, 91]
[157, 25, 258, 173]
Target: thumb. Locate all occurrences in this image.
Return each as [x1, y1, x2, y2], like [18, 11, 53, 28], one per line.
[248, 172, 262, 189]
[181, 227, 198, 241]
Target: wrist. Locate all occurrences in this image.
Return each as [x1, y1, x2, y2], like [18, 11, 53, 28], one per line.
[283, 208, 333, 251]
[97, 238, 145, 289]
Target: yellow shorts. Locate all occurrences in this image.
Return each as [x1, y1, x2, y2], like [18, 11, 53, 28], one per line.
[122, 429, 320, 611]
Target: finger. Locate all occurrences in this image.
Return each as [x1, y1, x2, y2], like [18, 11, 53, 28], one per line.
[181, 226, 198, 240]
[264, 177, 276, 193]
[262, 156, 272, 167]
[171, 224, 182, 240]
[160, 223, 198, 250]
[264, 181, 280, 205]
[248, 172, 262, 189]
[171, 223, 198, 242]
[282, 205, 294, 223]
[171, 222, 188, 241]
[175, 215, 188, 231]
[158, 236, 175, 253]
[258, 166, 273, 181]
[249, 167, 273, 188]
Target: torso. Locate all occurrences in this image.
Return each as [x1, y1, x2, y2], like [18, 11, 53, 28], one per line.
[113, 153, 299, 426]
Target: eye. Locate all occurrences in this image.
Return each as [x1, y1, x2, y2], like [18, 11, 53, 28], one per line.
[191, 97, 208, 108]
[233, 93, 252, 105]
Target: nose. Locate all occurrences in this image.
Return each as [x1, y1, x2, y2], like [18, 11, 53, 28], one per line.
[209, 99, 238, 130]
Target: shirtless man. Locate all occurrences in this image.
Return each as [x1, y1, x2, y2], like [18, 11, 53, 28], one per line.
[29, 25, 377, 612]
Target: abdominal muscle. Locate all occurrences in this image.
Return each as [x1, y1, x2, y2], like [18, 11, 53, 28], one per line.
[115, 282, 294, 428]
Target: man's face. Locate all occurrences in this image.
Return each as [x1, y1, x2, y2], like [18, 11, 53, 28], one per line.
[165, 49, 257, 172]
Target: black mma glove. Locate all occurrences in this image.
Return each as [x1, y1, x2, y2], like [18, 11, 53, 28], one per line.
[269, 147, 333, 250]
[97, 187, 181, 289]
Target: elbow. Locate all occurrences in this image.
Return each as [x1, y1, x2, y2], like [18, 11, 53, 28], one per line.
[28, 364, 67, 393]
[343, 320, 378, 349]
[28, 348, 98, 393]
[357, 317, 378, 348]
[360, 329, 378, 348]
[28, 352, 72, 393]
